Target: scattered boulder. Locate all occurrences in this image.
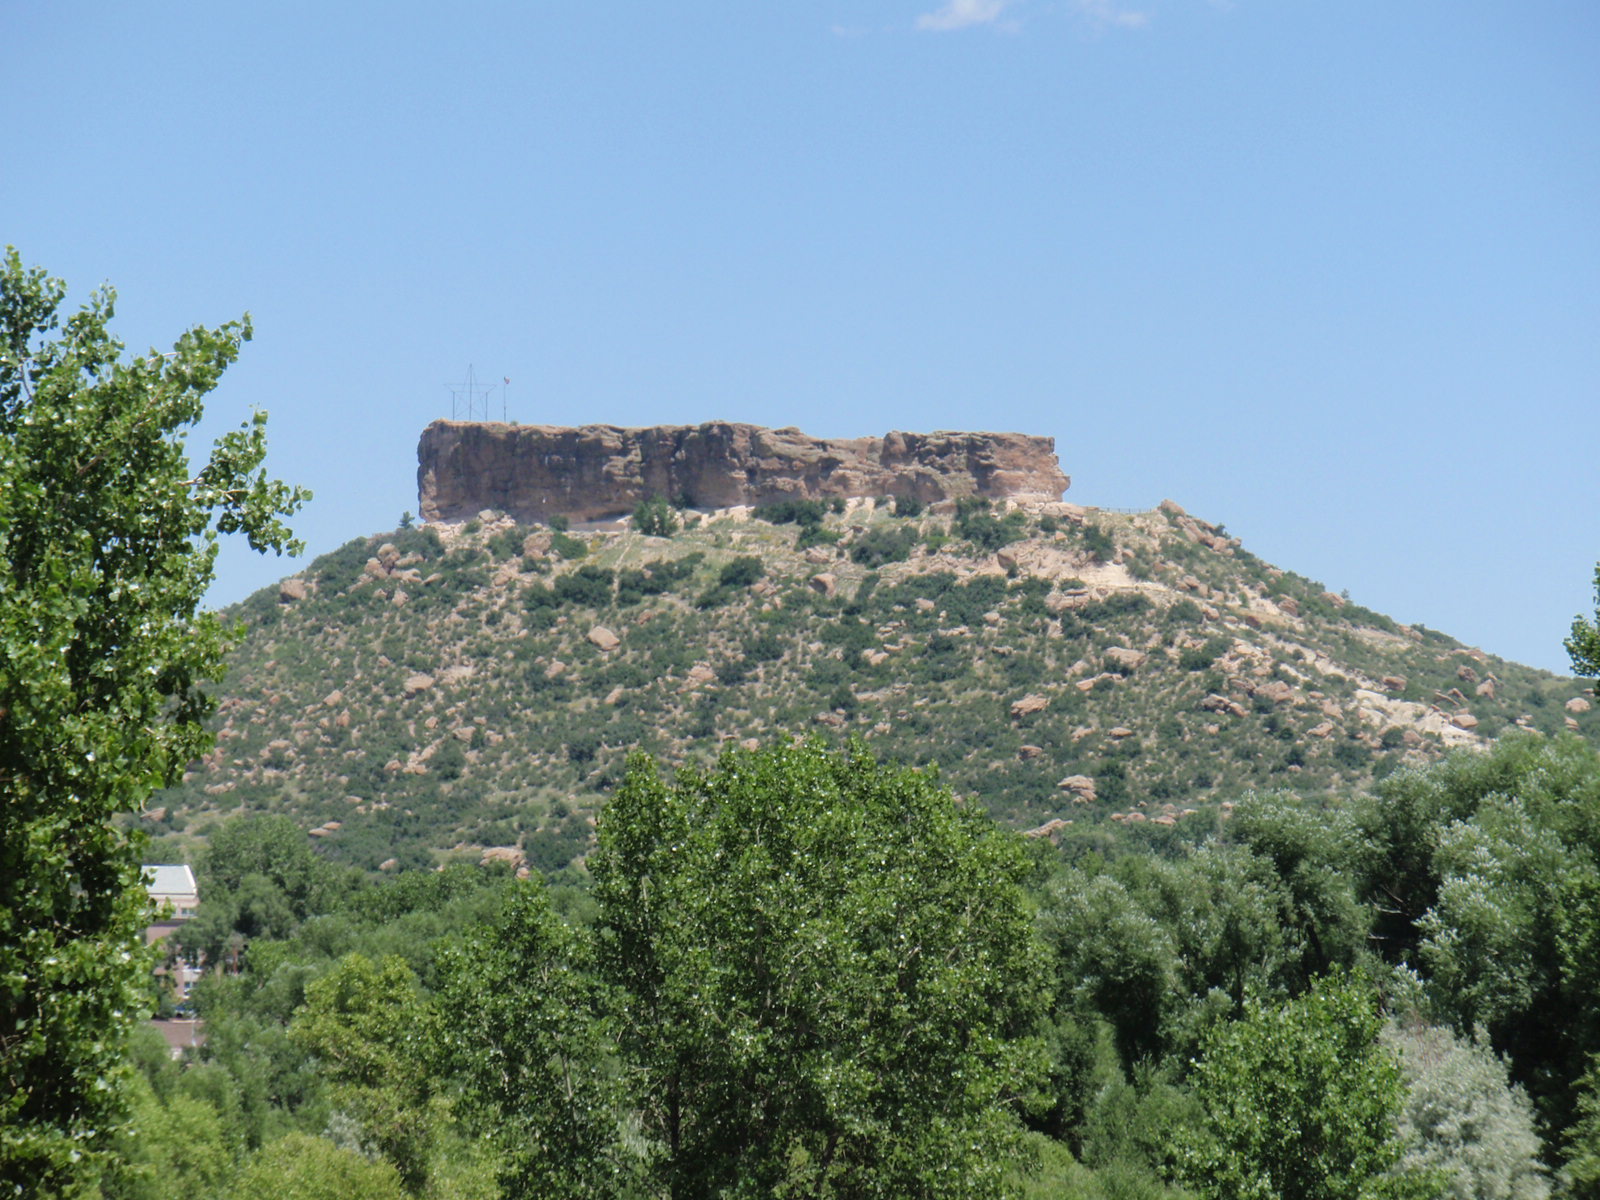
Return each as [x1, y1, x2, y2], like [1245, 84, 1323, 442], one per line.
[682, 664, 717, 691]
[1105, 646, 1148, 671]
[1018, 745, 1044, 760]
[1457, 664, 1479, 684]
[1276, 595, 1300, 617]
[1108, 726, 1134, 740]
[480, 846, 526, 870]
[808, 573, 837, 598]
[1451, 712, 1479, 730]
[1058, 775, 1098, 804]
[1024, 818, 1071, 839]
[1567, 696, 1593, 714]
[1255, 679, 1295, 705]
[279, 577, 308, 603]
[1475, 678, 1497, 699]
[544, 660, 567, 680]
[403, 673, 434, 696]
[587, 625, 621, 652]
[1011, 694, 1050, 720]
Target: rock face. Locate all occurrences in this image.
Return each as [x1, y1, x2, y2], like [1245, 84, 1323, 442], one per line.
[417, 420, 1070, 525]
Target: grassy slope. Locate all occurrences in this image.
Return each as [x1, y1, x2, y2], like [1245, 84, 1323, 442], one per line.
[146, 498, 1595, 871]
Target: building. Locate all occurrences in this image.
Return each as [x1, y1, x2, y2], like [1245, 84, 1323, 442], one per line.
[143, 863, 201, 1000]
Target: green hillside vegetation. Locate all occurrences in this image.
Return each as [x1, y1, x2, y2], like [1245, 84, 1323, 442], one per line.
[147, 495, 1594, 874]
[123, 732, 1600, 1198]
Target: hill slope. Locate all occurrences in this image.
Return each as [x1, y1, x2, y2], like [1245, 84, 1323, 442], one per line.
[148, 496, 1595, 871]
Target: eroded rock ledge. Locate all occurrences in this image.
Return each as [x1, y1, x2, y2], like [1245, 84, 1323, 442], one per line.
[417, 420, 1070, 525]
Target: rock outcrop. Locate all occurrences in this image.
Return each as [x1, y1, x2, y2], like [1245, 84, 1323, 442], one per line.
[417, 420, 1069, 525]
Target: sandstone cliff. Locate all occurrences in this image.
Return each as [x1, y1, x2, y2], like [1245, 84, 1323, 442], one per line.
[417, 420, 1070, 525]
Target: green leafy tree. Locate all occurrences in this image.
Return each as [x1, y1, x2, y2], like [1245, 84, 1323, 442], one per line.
[1382, 1022, 1549, 1200]
[1566, 1054, 1600, 1198]
[632, 495, 679, 538]
[437, 879, 630, 1199]
[102, 1073, 232, 1200]
[0, 249, 307, 1195]
[591, 740, 1047, 1198]
[231, 1133, 407, 1200]
[1175, 971, 1442, 1200]
[1568, 564, 1600, 692]
[290, 954, 440, 1193]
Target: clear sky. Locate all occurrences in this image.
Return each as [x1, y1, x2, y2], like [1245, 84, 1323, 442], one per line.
[4, 2, 1597, 673]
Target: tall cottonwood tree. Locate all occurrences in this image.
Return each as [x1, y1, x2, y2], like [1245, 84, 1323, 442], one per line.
[590, 740, 1047, 1199]
[1569, 564, 1600, 691]
[0, 249, 306, 1195]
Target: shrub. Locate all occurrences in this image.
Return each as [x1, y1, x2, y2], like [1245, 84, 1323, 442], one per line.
[894, 494, 924, 518]
[487, 527, 524, 560]
[753, 499, 828, 528]
[850, 526, 918, 568]
[316, 537, 375, 594]
[718, 556, 766, 589]
[1179, 637, 1230, 673]
[956, 503, 1028, 553]
[553, 565, 614, 608]
[1080, 523, 1116, 562]
[433, 739, 467, 781]
[551, 531, 587, 560]
[796, 525, 840, 551]
[633, 496, 678, 538]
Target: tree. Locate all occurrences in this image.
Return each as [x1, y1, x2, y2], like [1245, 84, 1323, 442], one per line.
[590, 740, 1047, 1198]
[437, 880, 630, 1199]
[290, 954, 440, 1193]
[231, 1133, 407, 1200]
[0, 249, 307, 1195]
[1568, 564, 1600, 692]
[632, 494, 678, 538]
[1382, 1021, 1549, 1200]
[1175, 971, 1442, 1200]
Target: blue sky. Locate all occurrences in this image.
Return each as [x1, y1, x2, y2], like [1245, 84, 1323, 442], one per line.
[4, 2, 1596, 673]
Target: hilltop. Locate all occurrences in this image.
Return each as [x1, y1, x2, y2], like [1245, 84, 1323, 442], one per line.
[147, 488, 1594, 873]
[417, 419, 1070, 524]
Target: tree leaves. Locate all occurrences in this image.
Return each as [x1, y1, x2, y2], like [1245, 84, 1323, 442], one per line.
[0, 249, 306, 1195]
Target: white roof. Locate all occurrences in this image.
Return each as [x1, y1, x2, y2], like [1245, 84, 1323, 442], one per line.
[144, 864, 198, 896]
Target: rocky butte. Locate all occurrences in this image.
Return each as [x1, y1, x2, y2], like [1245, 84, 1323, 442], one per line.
[417, 420, 1071, 525]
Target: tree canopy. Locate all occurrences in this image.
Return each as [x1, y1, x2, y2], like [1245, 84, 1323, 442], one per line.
[597, 741, 1047, 1197]
[0, 249, 306, 1195]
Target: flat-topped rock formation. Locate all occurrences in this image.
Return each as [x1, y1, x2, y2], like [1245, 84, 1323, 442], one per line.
[417, 420, 1070, 525]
